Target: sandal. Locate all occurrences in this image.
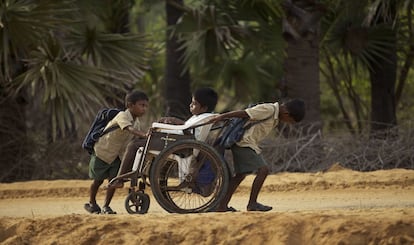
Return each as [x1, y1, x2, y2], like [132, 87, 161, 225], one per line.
[84, 203, 101, 214]
[226, 206, 238, 212]
[212, 206, 239, 212]
[102, 206, 117, 214]
[247, 203, 272, 212]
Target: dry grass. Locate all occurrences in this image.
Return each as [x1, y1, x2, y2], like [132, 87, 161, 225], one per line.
[262, 124, 414, 172]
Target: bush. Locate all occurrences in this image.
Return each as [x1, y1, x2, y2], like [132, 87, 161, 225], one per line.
[262, 124, 414, 172]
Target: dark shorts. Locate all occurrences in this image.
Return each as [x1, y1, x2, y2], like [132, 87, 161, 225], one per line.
[89, 154, 121, 180]
[231, 145, 267, 174]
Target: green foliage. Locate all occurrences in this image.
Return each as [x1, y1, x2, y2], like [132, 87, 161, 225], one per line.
[0, 0, 77, 79]
[1, 0, 151, 140]
[172, 0, 286, 106]
[1, 0, 414, 181]
[397, 69, 414, 125]
[319, 0, 414, 133]
[322, 2, 396, 71]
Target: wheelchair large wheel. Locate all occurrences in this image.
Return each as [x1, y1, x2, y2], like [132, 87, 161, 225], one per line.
[149, 139, 229, 213]
[125, 191, 150, 214]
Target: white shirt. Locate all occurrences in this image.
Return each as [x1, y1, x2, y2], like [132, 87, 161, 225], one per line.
[185, 113, 216, 141]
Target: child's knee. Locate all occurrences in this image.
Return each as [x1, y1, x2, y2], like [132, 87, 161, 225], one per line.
[258, 165, 269, 175]
[234, 173, 246, 182]
[93, 179, 104, 186]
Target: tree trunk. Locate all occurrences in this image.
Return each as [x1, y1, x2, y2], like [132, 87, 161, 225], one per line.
[369, 48, 397, 132]
[109, 0, 134, 109]
[0, 53, 33, 181]
[284, 38, 321, 132]
[164, 0, 192, 119]
[369, 2, 397, 135]
[0, 92, 32, 182]
[282, 0, 322, 134]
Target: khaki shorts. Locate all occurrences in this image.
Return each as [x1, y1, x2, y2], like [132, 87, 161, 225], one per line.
[231, 145, 267, 174]
[89, 154, 120, 180]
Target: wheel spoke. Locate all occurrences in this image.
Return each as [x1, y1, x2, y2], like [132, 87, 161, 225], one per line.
[150, 140, 229, 213]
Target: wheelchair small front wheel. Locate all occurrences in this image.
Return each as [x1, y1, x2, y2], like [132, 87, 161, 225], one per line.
[125, 191, 150, 214]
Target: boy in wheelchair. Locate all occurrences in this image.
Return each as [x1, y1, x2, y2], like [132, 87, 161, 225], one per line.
[158, 87, 218, 141]
[108, 87, 219, 193]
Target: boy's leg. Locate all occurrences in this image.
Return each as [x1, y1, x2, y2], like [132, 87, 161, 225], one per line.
[247, 165, 272, 212]
[118, 138, 147, 176]
[85, 154, 105, 213]
[102, 187, 117, 214]
[216, 173, 245, 211]
[84, 179, 104, 213]
[102, 158, 122, 214]
[108, 139, 146, 189]
[89, 179, 104, 205]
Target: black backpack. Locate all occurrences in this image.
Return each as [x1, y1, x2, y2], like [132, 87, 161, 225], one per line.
[82, 108, 121, 154]
[215, 103, 274, 149]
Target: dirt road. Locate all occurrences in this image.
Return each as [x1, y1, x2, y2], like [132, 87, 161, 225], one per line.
[1, 167, 413, 244]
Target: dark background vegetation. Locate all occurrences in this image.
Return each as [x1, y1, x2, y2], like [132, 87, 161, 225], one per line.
[1, 0, 413, 182]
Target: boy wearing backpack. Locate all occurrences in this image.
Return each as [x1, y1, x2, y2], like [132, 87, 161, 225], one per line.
[209, 99, 305, 212]
[84, 90, 149, 214]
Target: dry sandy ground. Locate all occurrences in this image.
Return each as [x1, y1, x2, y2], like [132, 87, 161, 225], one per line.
[0, 164, 413, 245]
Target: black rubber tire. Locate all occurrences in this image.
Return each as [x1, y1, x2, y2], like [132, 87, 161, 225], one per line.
[125, 191, 150, 214]
[149, 139, 229, 213]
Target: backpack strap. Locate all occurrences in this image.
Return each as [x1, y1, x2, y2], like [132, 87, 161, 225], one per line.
[101, 125, 120, 136]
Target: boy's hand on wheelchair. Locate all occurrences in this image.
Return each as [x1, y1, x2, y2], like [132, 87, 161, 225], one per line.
[158, 117, 171, 123]
[158, 117, 183, 125]
[144, 129, 151, 138]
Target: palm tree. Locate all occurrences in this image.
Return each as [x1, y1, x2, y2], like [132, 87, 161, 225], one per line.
[320, 0, 413, 134]
[281, 0, 325, 133]
[368, 1, 398, 133]
[172, 1, 288, 107]
[0, 0, 149, 181]
[165, 0, 413, 136]
[164, 0, 192, 119]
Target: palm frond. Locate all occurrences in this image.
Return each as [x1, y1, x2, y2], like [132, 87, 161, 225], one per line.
[11, 36, 132, 139]
[175, 5, 244, 70]
[175, 1, 284, 75]
[0, 0, 78, 79]
[67, 27, 151, 81]
[324, 15, 395, 71]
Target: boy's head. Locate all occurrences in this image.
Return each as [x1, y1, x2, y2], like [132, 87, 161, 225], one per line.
[125, 90, 149, 118]
[279, 99, 305, 123]
[190, 87, 218, 115]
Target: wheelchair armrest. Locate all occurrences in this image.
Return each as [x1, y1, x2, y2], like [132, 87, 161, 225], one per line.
[151, 122, 190, 131]
[151, 114, 217, 131]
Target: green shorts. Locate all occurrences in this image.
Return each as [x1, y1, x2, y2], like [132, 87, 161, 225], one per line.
[89, 154, 121, 181]
[231, 145, 267, 174]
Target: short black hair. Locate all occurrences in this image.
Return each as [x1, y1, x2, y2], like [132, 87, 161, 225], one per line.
[125, 90, 149, 107]
[284, 99, 305, 122]
[193, 87, 218, 112]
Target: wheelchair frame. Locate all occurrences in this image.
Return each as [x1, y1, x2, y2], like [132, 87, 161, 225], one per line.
[109, 118, 230, 214]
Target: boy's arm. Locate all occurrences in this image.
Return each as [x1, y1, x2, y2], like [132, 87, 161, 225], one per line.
[125, 126, 148, 138]
[210, 110, 249, 123]
[158, 117, 185, 125]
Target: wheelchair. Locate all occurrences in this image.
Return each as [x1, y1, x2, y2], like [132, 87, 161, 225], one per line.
[109, 115, 230, 214]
